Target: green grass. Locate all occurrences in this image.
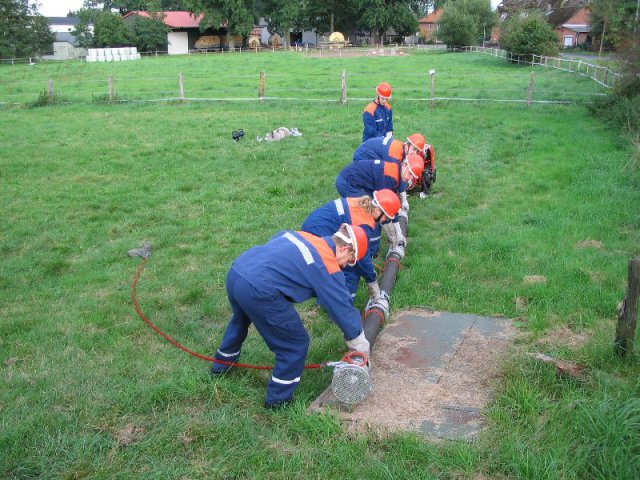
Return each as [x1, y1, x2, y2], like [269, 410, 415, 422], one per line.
[0, 49, 607, 105]
[1, 51, 639, 479]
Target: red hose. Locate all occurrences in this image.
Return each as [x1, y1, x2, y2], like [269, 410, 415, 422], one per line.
[131, 259, 323, 370]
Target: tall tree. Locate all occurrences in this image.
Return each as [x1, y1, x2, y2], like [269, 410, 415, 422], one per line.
[259, 0, 304, 48]
[93, 9, 134, 46]
[71, 8, 96, 48]
[187, 0, 256, 49]
[0, 0, 54, 58]
[438, 0, 494, 47]
[589, 0, 637, 53]
[354, 0, 421, 46]
[134, 11, 170, 51]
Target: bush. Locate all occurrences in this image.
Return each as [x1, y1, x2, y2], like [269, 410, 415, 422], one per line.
[500, 10, 559, 61]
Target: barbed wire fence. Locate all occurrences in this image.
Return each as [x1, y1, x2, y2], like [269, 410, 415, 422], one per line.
[0, 46, 612, 107]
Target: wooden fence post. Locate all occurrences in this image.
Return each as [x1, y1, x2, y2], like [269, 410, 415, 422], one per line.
[259, 71, 265, 103]
[108, 75, 114, 101]
[178, 73, 184, 102]
[527, 71, 535, 107]
[429, 69, 436, 107]
[614, 258, 640, 357]
[47, 77, 54, 102]
[340, 69, 347, 104]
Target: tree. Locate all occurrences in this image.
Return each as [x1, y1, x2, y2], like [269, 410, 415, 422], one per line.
[71, 8, 96, 48]
[589, 0, 638, 53]
[354, 0, 420, 46]
[438, 0, 494, 48]
[499, 10, 558, 59]
[187, 0, 256, 49]
[93, 10, 134, 46]
[0, 0, 54, 58]
[134, 11, 170, 51]
[259, 0, 305, 48]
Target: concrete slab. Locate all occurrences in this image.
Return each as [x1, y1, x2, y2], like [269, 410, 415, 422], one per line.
[308, 308, 518, 441]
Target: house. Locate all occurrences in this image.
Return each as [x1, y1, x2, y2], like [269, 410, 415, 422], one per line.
[418, 8, 444, 43]
[554, 6, 591, 48]
[45, 16, 90, 60]
[495, 0, 592, 49]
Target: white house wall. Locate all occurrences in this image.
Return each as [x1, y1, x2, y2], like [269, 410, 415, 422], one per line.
[168, 31, 189, 54]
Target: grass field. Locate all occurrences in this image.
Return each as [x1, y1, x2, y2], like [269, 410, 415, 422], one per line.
[1, 51, 639, 479]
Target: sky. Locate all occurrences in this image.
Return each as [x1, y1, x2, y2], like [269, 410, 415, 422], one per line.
[35, 1, 86, 17]
[35, 0, 503, 18]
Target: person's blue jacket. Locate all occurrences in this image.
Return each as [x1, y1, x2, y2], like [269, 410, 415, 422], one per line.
[353, 136, 404, 164]
[301, 198, 381, 285]
[336, 159, 407, 198]
[231, 230, 362, 340]
[362, 100, 393, 143]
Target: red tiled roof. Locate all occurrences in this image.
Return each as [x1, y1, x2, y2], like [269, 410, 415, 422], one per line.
[419, 8, 444, 24]
[123, 11, 203, 28]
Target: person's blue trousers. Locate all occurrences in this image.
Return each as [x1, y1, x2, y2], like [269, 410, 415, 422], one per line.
[213, 268, 310, 405]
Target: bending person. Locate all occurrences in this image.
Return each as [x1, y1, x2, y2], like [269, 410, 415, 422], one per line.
[211, 224, 370, 409]
[301, 189, 401, 304]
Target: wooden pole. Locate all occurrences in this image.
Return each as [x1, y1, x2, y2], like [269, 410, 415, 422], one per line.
[340, 69, 347, 104]
[527, 71, 535, 107]
[429, 70, 436, 107]
[259, 71, 265, 103]
[108, 75, 114, 101]
[178, 73, 184, 102]
[47, 77, 54, 102]
[614, 258, 640, 357]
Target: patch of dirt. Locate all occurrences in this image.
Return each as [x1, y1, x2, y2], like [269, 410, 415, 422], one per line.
[536, 325, 590, 349]
[310, 310, 518, 439]
[115, 424, 145, 446]
[523, 275, 547, 284]
[575, 239, 604, 249]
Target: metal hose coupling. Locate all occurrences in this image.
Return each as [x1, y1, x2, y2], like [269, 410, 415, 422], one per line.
[329, 351, 371, 404]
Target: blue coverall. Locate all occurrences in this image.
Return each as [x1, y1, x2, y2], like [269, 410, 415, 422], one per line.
[301, 198, 381, 299]
[362, 100, 393, 143]
[335, 159, 407, 198]
[353, 136, 405, 164]
[212, 231, 363, 405]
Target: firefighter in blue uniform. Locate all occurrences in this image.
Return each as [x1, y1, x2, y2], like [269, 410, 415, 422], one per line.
[362, 82, 393, 143]
[301, 190, 402, 303]
[353, 134, 427, 212]
[211, 224, 370, 408]
[336, 153, 424, 259]
[335, 153, 424, 200]
[353, 133, 426, 165]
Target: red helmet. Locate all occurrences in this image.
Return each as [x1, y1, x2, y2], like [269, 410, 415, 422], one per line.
[406, 133, 426, 155]
[405, 152, 425, 180]
[341, 224, 369, 266]
[372, 189, 401, 220]
[376, 82, 392, 99]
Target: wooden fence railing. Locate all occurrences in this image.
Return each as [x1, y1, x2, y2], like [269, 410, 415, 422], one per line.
[463, 46, 620, 88]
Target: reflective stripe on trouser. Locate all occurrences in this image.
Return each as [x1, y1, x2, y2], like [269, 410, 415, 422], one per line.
[216, 268, 310, 404]
[336, 176, 368, 198]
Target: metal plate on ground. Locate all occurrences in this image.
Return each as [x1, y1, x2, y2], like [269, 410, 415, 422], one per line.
[308, 308, 517, 441]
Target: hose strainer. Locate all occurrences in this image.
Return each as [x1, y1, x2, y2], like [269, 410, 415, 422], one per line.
[329, 351, 372, 404]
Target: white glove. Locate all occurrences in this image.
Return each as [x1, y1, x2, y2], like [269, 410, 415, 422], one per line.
[394, 222, 407, 247]
[346, 331, 370, 354]
[367, 281, 380, 299]
[385, 131, 393, 138]
[387, 244, 405, 259]
[400, 192, 409, 212]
